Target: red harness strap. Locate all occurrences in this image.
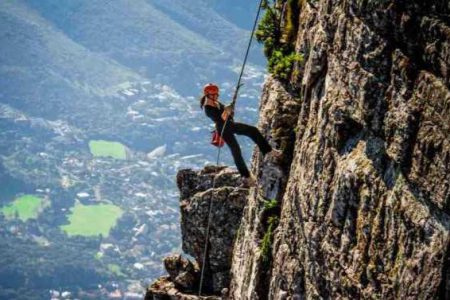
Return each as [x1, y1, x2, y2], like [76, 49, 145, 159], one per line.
[211, 130, 225, 147]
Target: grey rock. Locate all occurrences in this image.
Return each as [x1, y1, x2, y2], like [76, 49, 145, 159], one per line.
[148, 166, 248, 298]
[180, 174, 248, 293]
[164, 254, 199, 291]
[146, 276, 220, 300]
[229, 0, 450, 299]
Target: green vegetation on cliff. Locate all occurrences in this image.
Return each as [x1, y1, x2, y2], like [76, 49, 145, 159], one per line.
[261, 198, 280, 266]
[257, 0, 303, 80]
[261, 215, 279, 265]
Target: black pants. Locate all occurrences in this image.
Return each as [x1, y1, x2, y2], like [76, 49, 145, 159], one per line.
[217, 121, 272, 177]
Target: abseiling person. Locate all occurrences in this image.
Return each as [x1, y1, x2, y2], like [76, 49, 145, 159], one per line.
[200, 83, 282, 187]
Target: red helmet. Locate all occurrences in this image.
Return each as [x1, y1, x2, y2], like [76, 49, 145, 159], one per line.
[203, 83, 219, 96]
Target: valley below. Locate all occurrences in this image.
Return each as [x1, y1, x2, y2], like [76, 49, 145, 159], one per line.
[0, 1, 265, 299]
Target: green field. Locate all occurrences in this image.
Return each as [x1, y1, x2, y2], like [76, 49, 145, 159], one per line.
[108, 264, 126, 277]
[89, 140, 127, 159]
[61, 203, 123, 237]
[1, 195, 44, 221]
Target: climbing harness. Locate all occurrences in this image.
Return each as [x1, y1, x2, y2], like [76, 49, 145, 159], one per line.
[198, 0, 265, 295]
[210, 130, 225, 147]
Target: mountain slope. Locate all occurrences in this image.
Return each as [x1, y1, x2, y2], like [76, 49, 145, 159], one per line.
[0, 0, 141, 123]
[21, 0, 259, 94]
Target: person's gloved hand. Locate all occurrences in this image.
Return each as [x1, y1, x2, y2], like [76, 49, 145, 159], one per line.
[221, 105, 234, 121]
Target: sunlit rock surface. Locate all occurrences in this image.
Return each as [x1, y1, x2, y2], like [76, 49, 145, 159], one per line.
[229, 0, 450, 299]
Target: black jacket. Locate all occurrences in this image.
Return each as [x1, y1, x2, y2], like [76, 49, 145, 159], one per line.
[204, 102, 233, 130]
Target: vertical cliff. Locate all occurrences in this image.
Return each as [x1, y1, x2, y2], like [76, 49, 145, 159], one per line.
[230, 0, 450, 299]
[147, 0, 450, 299]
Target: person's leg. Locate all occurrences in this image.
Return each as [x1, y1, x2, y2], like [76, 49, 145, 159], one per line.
[221, 128, 250, 178]
[232, 122, 272, 155]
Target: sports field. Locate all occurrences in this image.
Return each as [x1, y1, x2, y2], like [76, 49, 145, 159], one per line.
[89, 140, 127, 159]
[108, 264, 126, 277]
[1, 195, 44, 221]
[60, 203, 123, 237]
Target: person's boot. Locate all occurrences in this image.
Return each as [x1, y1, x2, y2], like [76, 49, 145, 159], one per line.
[266, 149, 283, 163]
[241, 174, 256, 188]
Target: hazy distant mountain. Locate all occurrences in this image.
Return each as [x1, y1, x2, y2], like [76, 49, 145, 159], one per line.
[20, 0, 263, 94]
[0, 0, 265, 142]
[0, 1, 141, 123]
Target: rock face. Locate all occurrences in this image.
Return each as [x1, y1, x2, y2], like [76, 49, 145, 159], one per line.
[146, 166, 248, 299]
[229, 0, 450, 299]
[163, 255, 199, 291]
[147, 276, 220, 300]
[148, 1, 450, 298]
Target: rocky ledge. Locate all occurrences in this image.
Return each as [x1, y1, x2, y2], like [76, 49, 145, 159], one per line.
[145, 166, 249, 299]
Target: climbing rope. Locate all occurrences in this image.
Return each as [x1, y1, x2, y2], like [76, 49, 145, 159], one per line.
[198, 0, 265, 296]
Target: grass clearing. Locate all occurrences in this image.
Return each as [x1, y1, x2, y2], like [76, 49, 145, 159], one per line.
[108, 264, 126, 277]
[1, 195, 45, 221]
[60, 203, 123, 237]
[89, 140, 127, 159]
